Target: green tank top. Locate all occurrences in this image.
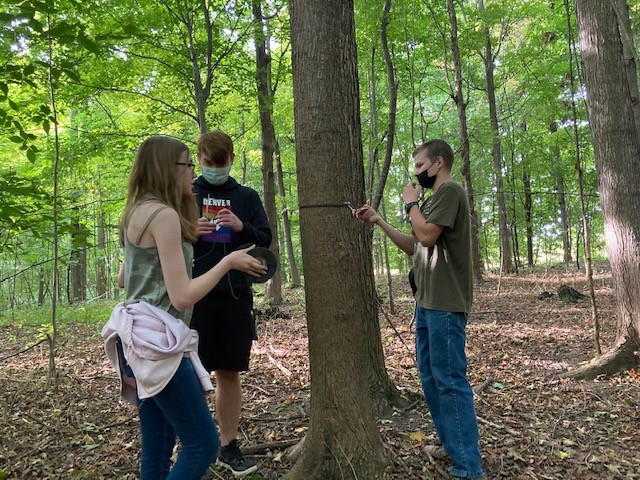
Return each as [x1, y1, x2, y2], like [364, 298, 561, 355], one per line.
[123, 205, 194, 326]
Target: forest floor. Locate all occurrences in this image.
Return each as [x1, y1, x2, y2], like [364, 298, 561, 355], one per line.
[1, 266, 639, 480]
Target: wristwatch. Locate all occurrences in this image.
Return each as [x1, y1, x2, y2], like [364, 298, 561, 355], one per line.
[405, 201, 419, 214]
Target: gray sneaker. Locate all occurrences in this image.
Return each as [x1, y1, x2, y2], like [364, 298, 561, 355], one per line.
[216, 439, 258, 478]
[423, 444, 449, 460]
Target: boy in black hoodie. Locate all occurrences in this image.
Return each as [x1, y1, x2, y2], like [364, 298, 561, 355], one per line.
[192, 130, 272, 477]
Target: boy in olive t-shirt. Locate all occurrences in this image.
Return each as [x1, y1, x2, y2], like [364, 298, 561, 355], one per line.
[355, 139, 484, 479]
[413, 180, 472, 314]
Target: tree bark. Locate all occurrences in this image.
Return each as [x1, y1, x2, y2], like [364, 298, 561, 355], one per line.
[566, 0, 640, 378]
[288, 0, 387, 477]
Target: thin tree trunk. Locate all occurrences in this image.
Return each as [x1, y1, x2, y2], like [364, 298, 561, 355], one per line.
[96, 209, 107, 298]
[47, 13, 59, 388]
[551, 121, 573, 264]
[447, 0, 483, 281]
[564, 0, 601, 356]
[478, 0, 513, 273]
[275, 139, 300, 287]
[371, 0, 397, 212]
[365, 32, 404, 411]
[522, 170, 534, 267]
[70, 207, 87, 303]
[253, 1, 282, 304]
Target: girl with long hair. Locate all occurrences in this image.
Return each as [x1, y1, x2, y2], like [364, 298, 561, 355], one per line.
[104, 136, 266, 479]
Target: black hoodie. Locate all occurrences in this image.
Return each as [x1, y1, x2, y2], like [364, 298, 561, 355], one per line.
[192, 176, 272, 298]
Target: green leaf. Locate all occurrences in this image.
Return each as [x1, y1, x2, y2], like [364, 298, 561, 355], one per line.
[77, 34, 101, 54]
[8, 99, 19, 111]
[28, 17, 44, 32]
[27, 148, 36, 162]
[9, 136, 24, 144]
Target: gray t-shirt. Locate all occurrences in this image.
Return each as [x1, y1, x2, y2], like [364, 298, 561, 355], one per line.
[413, 181, 472, 313]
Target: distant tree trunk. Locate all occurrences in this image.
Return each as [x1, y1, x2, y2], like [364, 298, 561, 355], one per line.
[447, 0, 483, 281]
[38, 270, 46, 306]
[253, 1, 282, 304]
[522, 170, 534, 267]
[275, 140, 300, 287]
[240, 120, 248, 185]
[566, 0, 640, 378]
[289, 0, 387, 477]
[478, 0, 513, 273]
[96, 210, 107, 298]
[550, 121, 573, 265]
[371, 0, 397, 211]
[557, 175, 572, 264]
[379, 189, 395, 316]
[69, 207, 87, 303]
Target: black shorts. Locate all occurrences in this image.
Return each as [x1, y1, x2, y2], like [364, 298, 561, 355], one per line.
[190, 290, 255, 372]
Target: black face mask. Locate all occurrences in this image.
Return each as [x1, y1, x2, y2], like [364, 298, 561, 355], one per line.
[417, 164, 437, 189]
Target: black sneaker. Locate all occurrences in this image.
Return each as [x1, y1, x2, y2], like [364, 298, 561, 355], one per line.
[216, 439, 258, 478]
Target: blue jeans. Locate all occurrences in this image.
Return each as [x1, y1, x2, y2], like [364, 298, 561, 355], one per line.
[138, 357, 219, 479]
[416, 307, 484, 478]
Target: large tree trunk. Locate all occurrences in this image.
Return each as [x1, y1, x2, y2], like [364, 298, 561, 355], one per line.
[478, 0, 513, 273]
[288, 0, 387, 477]
[253, 1, 282, 304]
[566, 0, 640, 379]
[448, 0, 483, 281]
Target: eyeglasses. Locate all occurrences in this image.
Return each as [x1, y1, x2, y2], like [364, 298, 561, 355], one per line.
[176, 162, 196, 170]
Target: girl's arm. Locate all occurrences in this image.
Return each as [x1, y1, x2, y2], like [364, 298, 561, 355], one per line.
[151, 208, 266, 311]
[117, 263, 125, 288]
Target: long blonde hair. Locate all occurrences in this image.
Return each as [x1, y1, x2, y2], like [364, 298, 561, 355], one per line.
[119, 136, 199, 244]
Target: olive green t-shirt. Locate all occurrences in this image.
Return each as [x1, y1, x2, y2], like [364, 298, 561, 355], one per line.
[413, 181, 472, 313]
